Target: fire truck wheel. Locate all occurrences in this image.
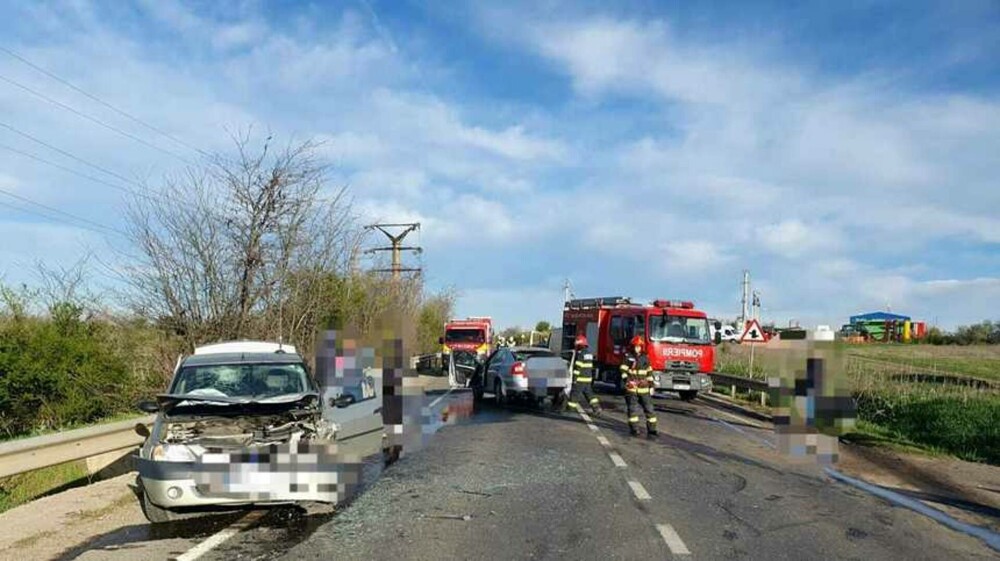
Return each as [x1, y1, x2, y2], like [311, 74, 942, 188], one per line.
[679, 390, 698, 402]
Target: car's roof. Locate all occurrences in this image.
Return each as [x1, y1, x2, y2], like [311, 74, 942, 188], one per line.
[508, 346, 555, 353]
[181, 351, 305, 367]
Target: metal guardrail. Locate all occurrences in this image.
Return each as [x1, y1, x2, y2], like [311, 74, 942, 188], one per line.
[0, 415, 155, 479]
[708, 372, 769, 393]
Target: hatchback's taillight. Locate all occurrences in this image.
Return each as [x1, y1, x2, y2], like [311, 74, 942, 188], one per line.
[511, 361, 526, 376]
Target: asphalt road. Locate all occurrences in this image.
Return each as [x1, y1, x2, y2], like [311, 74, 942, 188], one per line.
[59, 387, 998, 560]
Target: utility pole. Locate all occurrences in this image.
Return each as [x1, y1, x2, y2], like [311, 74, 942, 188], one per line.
[563, 278, 575, 303]
[365, 223, 422, 280]
[740, 269, 751, 327]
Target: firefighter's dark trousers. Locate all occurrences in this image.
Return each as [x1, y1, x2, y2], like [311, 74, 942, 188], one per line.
[568, 381, 600, 413]
[625, 391, 657, 434]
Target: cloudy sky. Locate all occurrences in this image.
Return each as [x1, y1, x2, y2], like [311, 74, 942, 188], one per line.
[1, 0, 998, 330]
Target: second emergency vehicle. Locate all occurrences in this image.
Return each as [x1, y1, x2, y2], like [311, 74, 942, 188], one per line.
[440, 317, 494, 362]
[560, 297, 719, 400]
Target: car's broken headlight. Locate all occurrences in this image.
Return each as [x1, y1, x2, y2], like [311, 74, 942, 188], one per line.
[151, 444, 197, 462]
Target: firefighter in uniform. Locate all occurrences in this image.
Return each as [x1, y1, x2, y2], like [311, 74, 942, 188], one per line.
[567, 335, 601, 415]
[620, 336, 658, 437]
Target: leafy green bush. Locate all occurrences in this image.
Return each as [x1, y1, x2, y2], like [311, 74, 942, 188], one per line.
[0, 302, 157, 438]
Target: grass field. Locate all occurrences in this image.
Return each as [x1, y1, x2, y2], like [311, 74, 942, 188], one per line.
[844, 344, 1000, 381]
[712, 342, 1000, 464]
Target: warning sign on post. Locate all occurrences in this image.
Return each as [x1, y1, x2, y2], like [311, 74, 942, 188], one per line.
[740, 319, 767, 343]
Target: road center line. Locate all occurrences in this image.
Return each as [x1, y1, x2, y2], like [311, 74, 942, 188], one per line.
[596, 435, 611, 447]
[609, 452, 627, 468]
[627, 480, 651, 500]
[176, 509, 266, 561]
[587, 423, 599, 432]
[579, 411, 593, 422]
[656, 524, 691, 555]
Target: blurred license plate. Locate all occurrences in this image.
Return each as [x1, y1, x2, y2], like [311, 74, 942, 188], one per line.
[674, 384, 691, 390]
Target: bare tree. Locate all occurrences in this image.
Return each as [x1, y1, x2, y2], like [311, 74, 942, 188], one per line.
[122, 133, 360, 351]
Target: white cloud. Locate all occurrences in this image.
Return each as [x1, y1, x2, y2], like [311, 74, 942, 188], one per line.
[754, 219, 841, 259]
[456, 286, 566, 330]
[657, 240, 731, 273]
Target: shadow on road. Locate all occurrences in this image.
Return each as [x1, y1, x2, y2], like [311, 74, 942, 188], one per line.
[53, 512, 244, 561]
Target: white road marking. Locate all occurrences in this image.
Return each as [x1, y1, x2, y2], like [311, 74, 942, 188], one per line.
[176, 510, 265, 561]
[708, 406, 767, 429]
[656, 524, 691, 555]
[627, 480, 651, 500]
[579, 411, 593, 422]
[714, 418, 777, 449]
[609, 452, 627, 468]
[428, 387, 455, 409]
[587, 423, 599, 432]
[596, 435, 611, 447]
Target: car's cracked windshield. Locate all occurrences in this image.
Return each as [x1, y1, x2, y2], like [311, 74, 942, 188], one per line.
[170, 364, 311, 400]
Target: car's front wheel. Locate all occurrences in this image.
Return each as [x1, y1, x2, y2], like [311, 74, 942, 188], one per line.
[138, 480, 189, 524]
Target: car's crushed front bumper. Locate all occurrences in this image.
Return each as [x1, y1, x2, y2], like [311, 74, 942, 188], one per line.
[137, 441, 359, 509]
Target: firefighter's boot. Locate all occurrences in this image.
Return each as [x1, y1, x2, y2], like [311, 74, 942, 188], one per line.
[629, 424, 640, 437]
[647, 417, 658, 437]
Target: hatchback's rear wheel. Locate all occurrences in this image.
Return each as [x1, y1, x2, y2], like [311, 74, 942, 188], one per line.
[493, 379, 504, 407]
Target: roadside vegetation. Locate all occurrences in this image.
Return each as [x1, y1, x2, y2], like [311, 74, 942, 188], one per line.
[715, 340, 1000, 464]
[0, 133, 454, 443]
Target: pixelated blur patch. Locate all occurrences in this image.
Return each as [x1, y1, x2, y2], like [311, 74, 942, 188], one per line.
[770, 341, 857, 464]
[192, 442, 363, 503]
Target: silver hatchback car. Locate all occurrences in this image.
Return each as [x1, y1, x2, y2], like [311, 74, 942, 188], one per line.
[133, 342, 383, 523]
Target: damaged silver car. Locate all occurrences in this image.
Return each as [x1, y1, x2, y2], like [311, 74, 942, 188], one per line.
[133, 341, 383, 523]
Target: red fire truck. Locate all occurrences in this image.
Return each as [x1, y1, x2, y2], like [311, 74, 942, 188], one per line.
[440, 317, 494, 361]
[561, 297, 719, 400]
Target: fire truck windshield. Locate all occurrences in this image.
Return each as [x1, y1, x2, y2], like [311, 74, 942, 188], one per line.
[445, 328, 485, 344]
[648, 315, 711, 344]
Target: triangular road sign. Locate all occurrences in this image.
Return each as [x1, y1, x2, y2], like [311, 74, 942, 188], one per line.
[740, 319, 767, 343]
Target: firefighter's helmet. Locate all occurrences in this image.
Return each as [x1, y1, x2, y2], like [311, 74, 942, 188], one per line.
[629, 336, 645, 349]
[574, 335, 588, 349]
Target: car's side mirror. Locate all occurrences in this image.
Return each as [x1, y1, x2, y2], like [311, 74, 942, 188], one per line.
[332, 394, 356, 408]
[134, 423, 151, 438]
[714, 320, 722, 330]
[137, 401, 159, 414]
[714, 332, 723, 345]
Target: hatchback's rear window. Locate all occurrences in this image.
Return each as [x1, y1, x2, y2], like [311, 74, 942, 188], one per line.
[514, 349, 555, 361]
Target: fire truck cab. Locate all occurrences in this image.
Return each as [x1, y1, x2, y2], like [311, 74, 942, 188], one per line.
[440, 317, 493, 361]
[561, 297, 716, 400]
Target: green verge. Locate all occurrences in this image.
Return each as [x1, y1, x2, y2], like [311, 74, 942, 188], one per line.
[0, 460, 89, 514]
[853, 393, 1000, 464]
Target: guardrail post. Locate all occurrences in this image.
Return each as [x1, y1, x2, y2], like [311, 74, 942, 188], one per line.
[731, 384, 736, 398]
[760, 390, 766, 407]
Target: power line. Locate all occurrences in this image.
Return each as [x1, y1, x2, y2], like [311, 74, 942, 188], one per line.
[0, 142, 137, 198]
[0, 120, 164, 203]
[0, 189, 126, 238]
[0, 45, 209, 158]
[0, 72, 194, 165]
